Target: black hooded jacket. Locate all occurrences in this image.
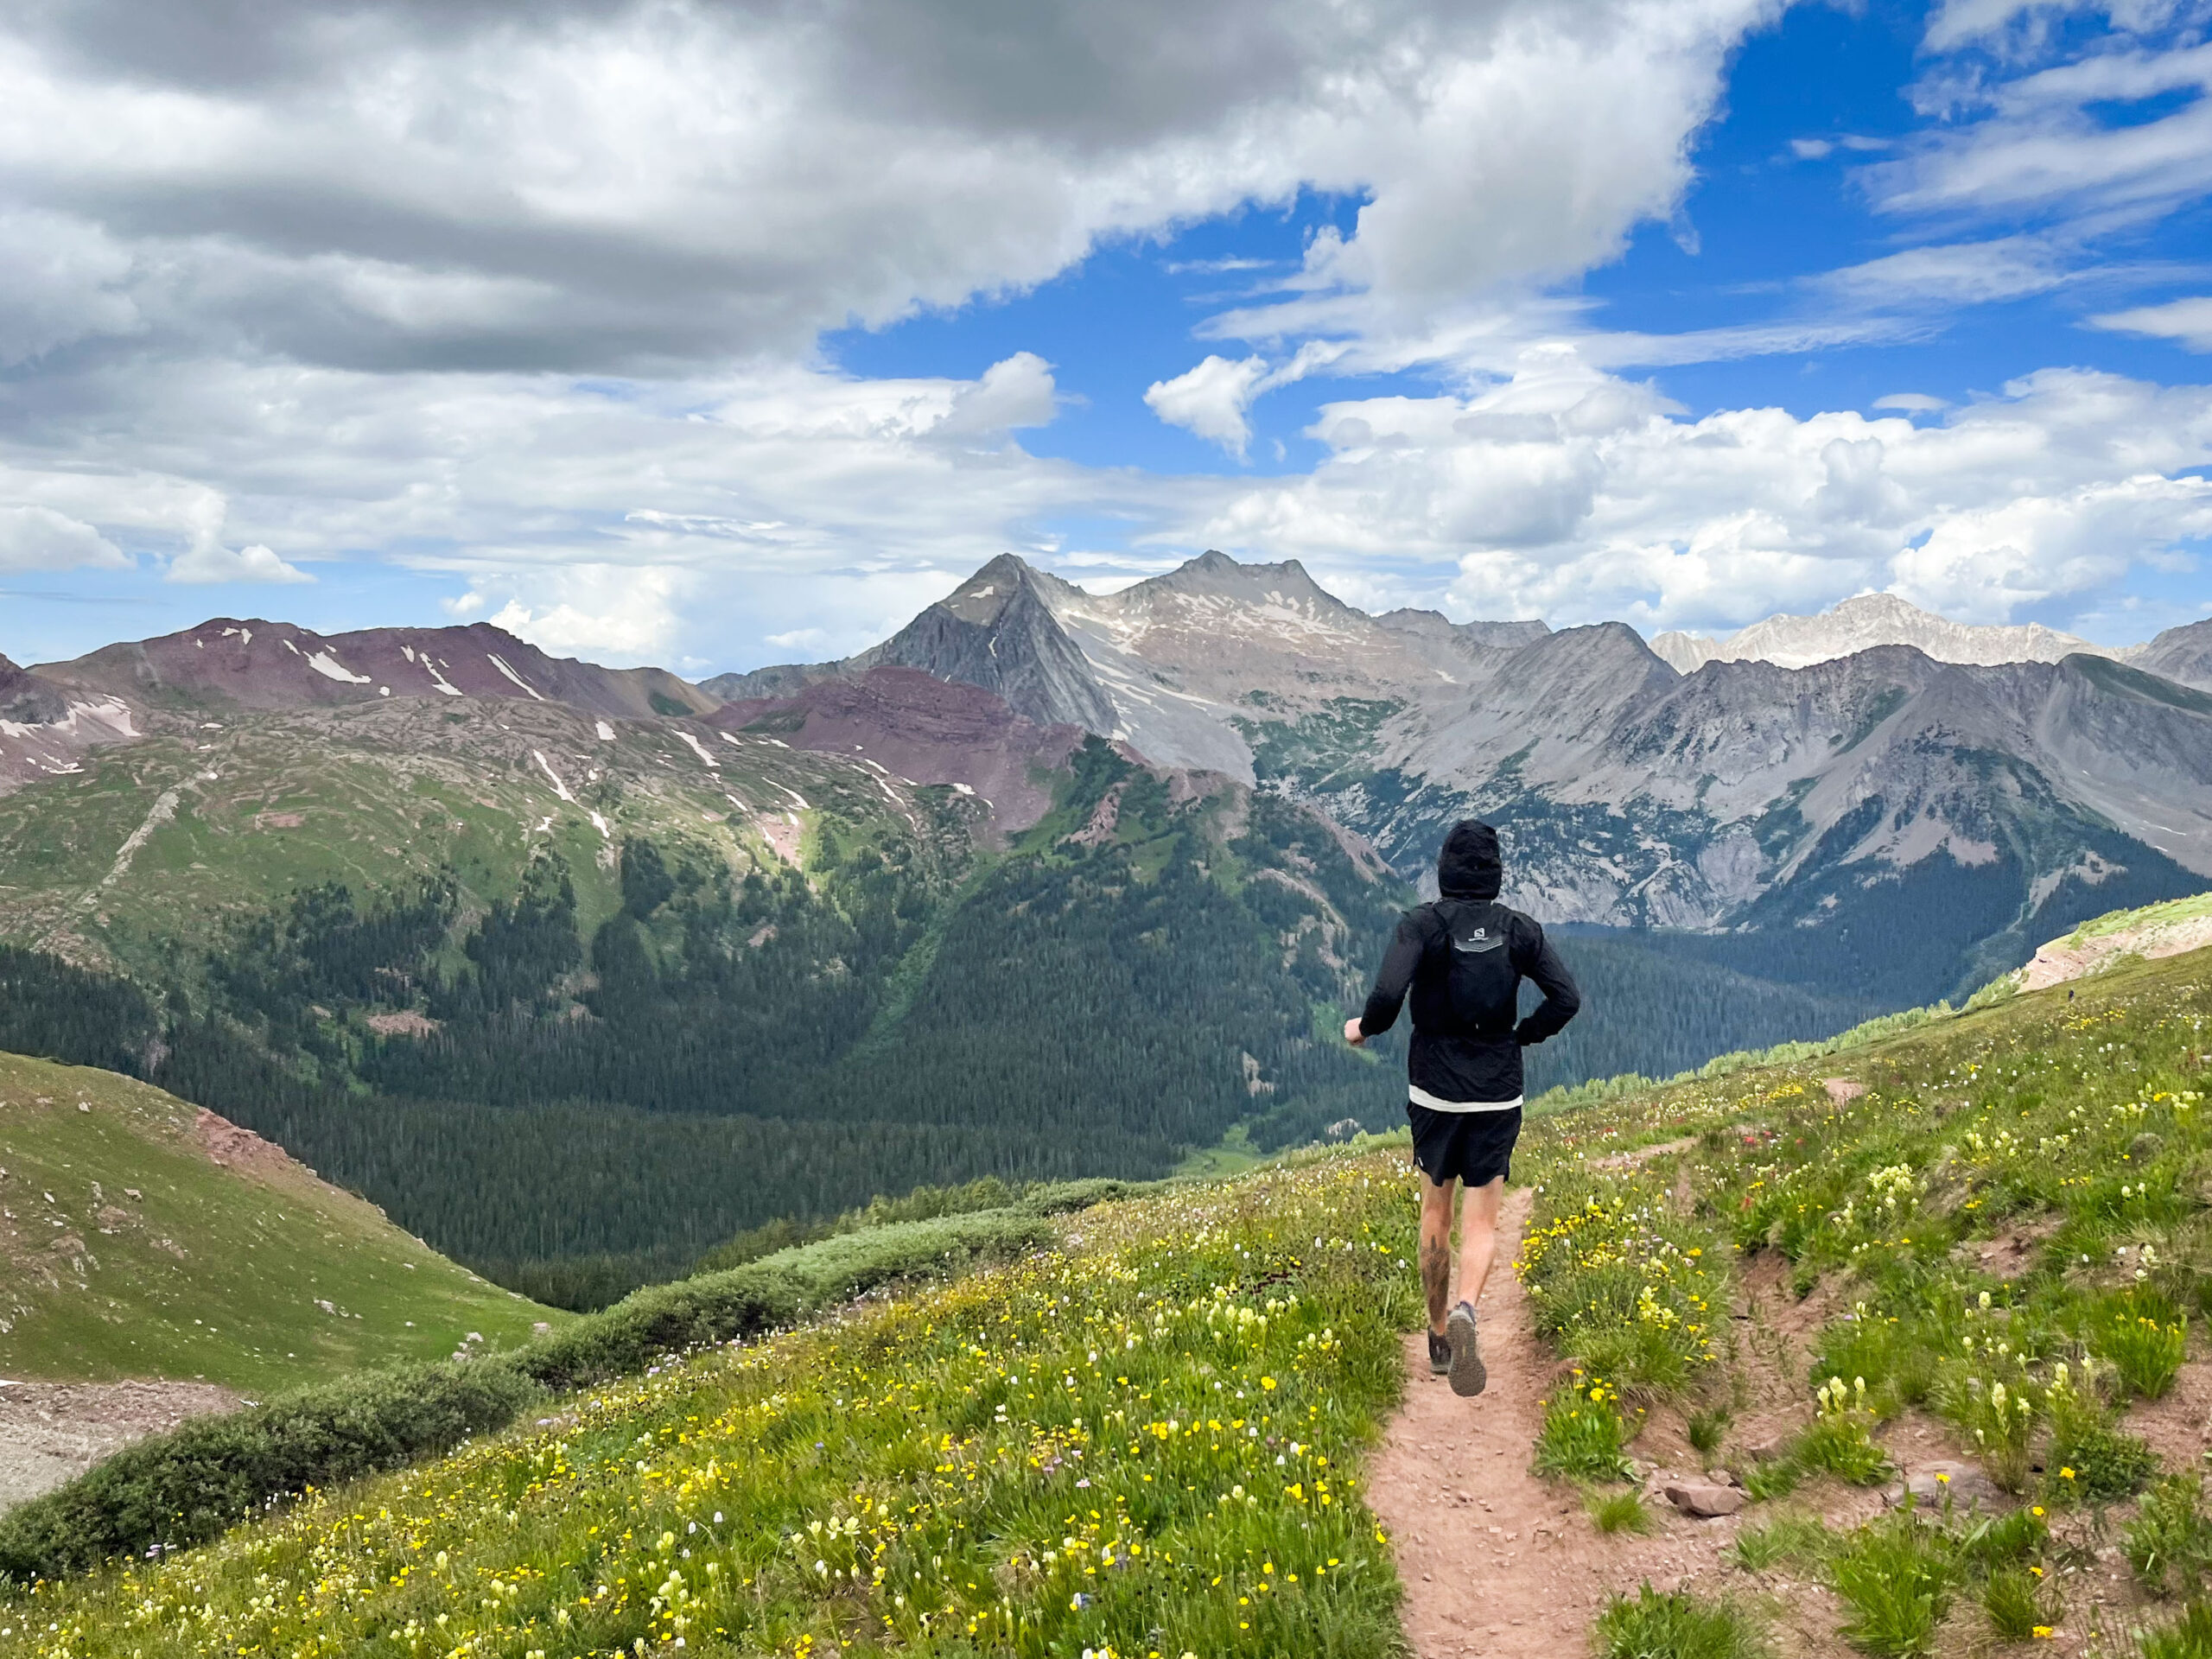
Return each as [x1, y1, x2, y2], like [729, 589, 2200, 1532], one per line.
[1357, 820, 1581, 1107]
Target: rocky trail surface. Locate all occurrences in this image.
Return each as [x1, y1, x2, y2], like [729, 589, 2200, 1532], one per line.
[1370, 1189, 1853, 1658]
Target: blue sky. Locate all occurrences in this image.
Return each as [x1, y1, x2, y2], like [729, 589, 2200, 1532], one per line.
[2, 0, 2210, 671]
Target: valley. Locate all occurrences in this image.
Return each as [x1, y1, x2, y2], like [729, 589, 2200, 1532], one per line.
[0, 561, 2208, 1309]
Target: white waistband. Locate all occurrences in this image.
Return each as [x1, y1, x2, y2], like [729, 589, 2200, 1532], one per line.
[1408, 1085, 1523, 1114]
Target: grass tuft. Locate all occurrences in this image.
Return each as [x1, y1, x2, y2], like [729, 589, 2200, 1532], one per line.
[1686, 1404, 1731, 1461]
[1594, 1584, 1769, 1659]
[1533, 1385, 1637, 1483]
[2129, 1475, 2212, 1599]
[1589, 1490, 1656, 1535]
[2096, 1306, 2189, 1402]
[1830, 1511, 1955, 1657]
[1731, 1514, 1828, 1573]
[2138, 1602, 2212, 1659]
[1983, 1564, 2055, 1643]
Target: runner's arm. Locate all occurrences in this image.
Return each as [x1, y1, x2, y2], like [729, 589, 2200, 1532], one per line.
[1511, 923, 1581, 1046]
[1353, 912, 1427, 1039]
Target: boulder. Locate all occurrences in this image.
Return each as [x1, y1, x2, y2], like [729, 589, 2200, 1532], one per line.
[1886, 1461, 2006, 1510]
[1663, 1481, 1746, 1518]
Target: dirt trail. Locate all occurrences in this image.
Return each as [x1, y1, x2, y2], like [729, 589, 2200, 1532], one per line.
[1370, 1190, 1784, 1659]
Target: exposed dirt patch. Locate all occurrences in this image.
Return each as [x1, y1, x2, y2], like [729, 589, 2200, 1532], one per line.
[2019, 914, 2212, 993]
[194, 1106, 312, 1185]
[1588, 1136, 1698, 1172]
[364, 1009, 441, 1039]
[1952, 1215, 2064, 1281]
[0, 1378, 239, 1511]
[2126, 1358, 2212, 1471]
[1822, 1078, 1866, 1105]
[1063, 780, 1127, 848]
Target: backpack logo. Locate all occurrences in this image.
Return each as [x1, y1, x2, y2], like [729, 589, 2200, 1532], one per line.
[1452, 925, 1503, 955]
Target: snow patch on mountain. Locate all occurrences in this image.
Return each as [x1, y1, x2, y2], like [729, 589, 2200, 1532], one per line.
[305, 651, 372, 685]
[486, 654, 547, 700]
[531, 751, 575, 803]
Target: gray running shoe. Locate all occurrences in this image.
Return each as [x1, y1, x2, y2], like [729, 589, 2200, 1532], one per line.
[1446, 1300, 1486, 1397]
[1427, 1331, 1451, 1374]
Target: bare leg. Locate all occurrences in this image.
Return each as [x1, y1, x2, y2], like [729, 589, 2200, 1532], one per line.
[1457, 1175, 1503, 1309]
[1419, 1173, 1458, 1334]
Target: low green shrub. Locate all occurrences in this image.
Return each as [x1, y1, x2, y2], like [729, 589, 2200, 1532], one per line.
[0, 1207, 1058, 1584]
[1594, 1585, 1769, 1659]
[0, 1362, 542, 1582]
[2129, 1475, 2212, 1598]
[1830, 1511, 1955, 1657]
[2045, 1383, 2158, 1505]
[519, 1210, 1052, 1393]
[1533, 1384, 1637, 1482]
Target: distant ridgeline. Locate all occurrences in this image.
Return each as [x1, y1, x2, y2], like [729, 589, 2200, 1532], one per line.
[0, 736, 1866, 1310]
[11, 568, 2208, 1308]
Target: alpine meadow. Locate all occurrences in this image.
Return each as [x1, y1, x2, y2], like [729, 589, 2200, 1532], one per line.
[10, 0, 2212, 1652]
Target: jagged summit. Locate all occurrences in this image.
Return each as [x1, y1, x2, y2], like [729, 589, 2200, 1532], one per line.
[849, 558, 1116, 733]
[1651, 592, 2112, 674]
[1140, 549, 1340, 607]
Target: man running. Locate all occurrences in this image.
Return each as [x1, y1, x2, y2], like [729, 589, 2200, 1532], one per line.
[1344, 819, 1580, 1395]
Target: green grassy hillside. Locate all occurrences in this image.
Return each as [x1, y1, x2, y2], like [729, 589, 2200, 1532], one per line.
[0, 690, 1963, 1308]
[0, 695, 922, 978]
[0, 1052, 558, 1392]
[13, 901, 2212, 1656]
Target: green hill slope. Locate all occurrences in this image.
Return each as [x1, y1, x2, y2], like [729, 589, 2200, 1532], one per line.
[10, 914, 2212, 1656]
[0, 1052, 558, 1393]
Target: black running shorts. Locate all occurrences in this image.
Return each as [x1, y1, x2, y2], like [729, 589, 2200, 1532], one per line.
[1407, 1102, 1522, 1187]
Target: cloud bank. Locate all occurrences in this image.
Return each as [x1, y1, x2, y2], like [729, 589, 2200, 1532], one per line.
[0, 0, 2206, 664]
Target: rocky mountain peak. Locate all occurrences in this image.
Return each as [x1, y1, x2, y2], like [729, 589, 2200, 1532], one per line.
[938, 553, 1043, 625]
[1652, 593, 2110, 674]
[2137, 617, 2212, 691]
[1141, 550, 1343, 611]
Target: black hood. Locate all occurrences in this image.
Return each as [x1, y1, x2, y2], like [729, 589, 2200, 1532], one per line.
[1437, 819, 1503, 900]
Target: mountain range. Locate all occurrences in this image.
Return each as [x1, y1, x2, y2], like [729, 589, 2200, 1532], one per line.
[710, 553, 2212, 995]
[1, 558, 2208, 1300]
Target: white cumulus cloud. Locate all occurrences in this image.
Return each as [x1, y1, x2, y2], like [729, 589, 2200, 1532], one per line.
[1160, 351, 2212, 632]
[0, 505, 129, 572]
